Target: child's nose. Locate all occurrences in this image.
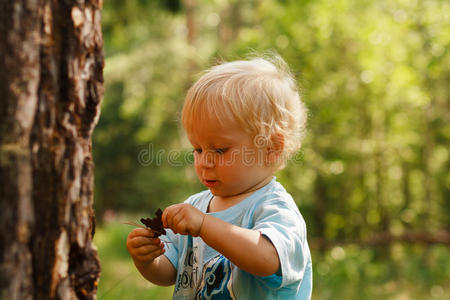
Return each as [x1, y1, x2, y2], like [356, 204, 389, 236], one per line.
[198, 151, 215, 168]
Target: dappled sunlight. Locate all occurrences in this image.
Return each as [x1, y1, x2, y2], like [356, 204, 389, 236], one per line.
[93, 0, 449, 299]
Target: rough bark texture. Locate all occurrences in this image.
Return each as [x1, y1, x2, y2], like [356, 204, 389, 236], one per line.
[0, 1, 103, 299]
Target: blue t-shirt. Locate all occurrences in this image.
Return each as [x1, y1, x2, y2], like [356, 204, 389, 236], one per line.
[163, 177, 312, 299]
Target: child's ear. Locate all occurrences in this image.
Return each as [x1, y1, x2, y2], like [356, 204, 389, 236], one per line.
[271, 133, 285, 154]
[265, 133, 284, 165]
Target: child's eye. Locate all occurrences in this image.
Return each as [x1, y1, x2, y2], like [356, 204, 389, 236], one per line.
[215, 148, 228, 154]
[193, 148, 202, 154]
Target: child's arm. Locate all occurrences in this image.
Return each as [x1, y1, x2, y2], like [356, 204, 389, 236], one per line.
[162, 204, 280, 277]
[126, 228, 177, 286]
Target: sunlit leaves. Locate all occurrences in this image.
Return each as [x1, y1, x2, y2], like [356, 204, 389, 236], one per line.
[95, 0, 448, 242]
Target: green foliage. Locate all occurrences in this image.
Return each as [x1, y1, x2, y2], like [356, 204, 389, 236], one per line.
[94, 0, 449, 297]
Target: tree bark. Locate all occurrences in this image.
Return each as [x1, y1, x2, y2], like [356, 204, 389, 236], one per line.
[0, 1, 103, 299]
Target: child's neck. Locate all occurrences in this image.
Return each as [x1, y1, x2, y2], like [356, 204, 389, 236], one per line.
[208, 176, 273, 213]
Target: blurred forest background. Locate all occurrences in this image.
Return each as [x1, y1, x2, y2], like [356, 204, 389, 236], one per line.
[92, 0, 449, 299]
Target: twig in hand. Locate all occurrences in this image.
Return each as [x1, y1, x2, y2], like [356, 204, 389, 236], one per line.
[123, 221, 146, 229]
[124, 208, 171, 243]
[123, 221, 169, 240]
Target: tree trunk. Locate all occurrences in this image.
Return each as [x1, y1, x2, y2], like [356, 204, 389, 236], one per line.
[0, 1, 103, 299]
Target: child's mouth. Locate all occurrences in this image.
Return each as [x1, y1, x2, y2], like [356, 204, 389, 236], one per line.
[203, 179, 218, 188]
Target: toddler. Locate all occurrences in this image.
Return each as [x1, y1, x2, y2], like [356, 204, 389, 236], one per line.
[127, 55, 312, 299]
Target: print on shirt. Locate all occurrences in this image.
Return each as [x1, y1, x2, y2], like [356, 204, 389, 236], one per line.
[195, 255, 235, 300]
[174, 244, 201, 297]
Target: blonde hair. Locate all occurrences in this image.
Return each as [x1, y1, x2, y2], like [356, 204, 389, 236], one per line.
[182, 55, 307, 167]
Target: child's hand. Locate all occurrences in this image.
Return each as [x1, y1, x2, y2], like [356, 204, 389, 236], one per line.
[162, 203, 206, 237]
[126, 228, 165, 267]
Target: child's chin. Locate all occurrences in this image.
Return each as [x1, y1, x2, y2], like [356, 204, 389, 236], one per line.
[209, 189, 239, 197]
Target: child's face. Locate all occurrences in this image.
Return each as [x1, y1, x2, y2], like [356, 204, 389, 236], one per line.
[187, 116, 274, 199]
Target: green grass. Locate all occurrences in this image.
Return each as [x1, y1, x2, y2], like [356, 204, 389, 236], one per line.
[94, 218, 450, 300]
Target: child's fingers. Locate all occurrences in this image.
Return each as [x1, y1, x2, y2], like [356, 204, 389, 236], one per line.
[136, 238, 163, 250]
[126, 228, 155, 248]
[171, 210, 185, 228]
[128, 228, 154, 239]
[168, 214, 187, 234]
[135, 247, 165, 264]
[162, 205, 173, 228]
[134, 242, 164, 256]
[128, 236, 160, 248]
[162, 204, 183, 228]
[127, 239, 164, 263]
[163, 204, 184, 230]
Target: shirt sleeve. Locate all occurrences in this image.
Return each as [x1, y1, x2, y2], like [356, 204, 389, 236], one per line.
[251, 196, 309, 289]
